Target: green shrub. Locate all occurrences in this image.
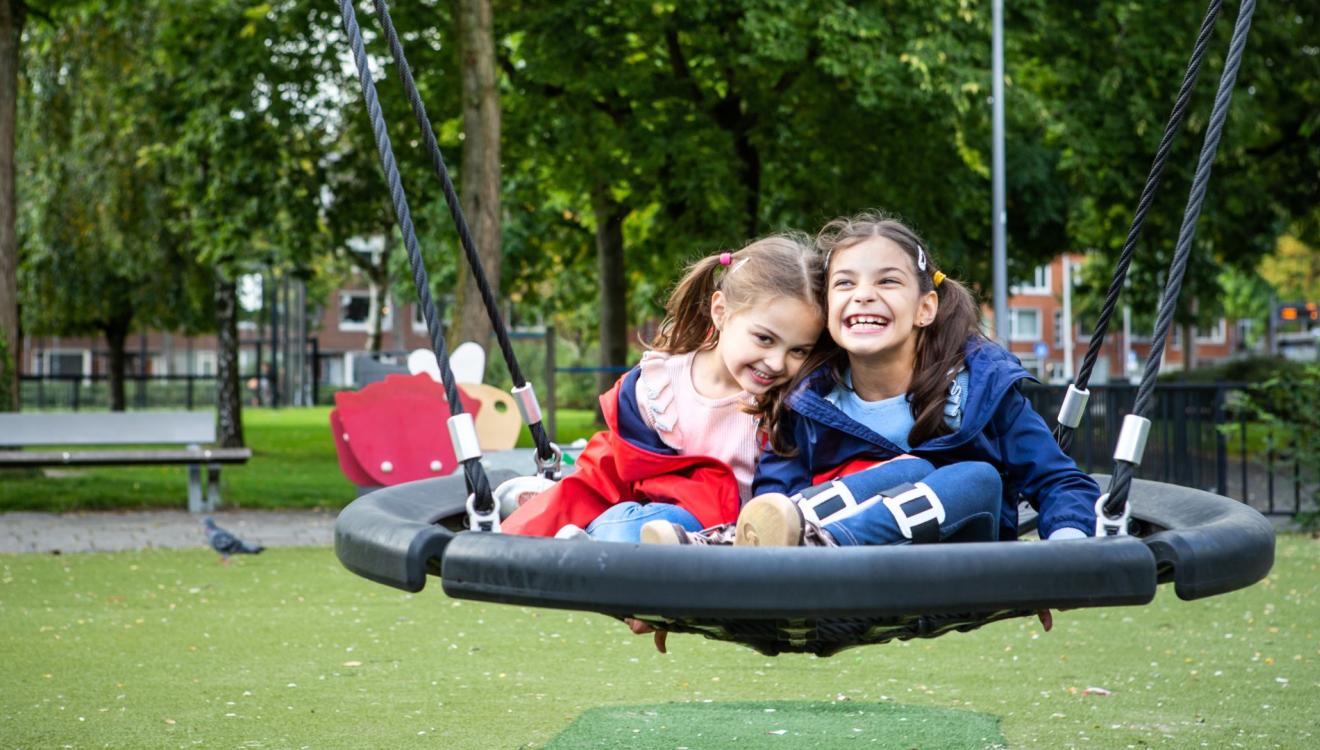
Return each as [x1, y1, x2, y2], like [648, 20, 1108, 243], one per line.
[1236, 363, 1320, 517]
[1162, 354, 1308, 384]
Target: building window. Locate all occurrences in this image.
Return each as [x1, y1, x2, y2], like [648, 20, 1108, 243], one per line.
[1195, 319, 1228, 344]
[1009, 308, 1041, 342]
[43, 350, 89, 377]
[195, 351, 218, 376]
[339, 291, 391, 333]
[1053, 310, 1063, 349]
[1011, 264, 1051, 295]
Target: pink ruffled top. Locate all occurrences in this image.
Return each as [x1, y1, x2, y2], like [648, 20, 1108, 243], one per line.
[635, 350, 761, 503]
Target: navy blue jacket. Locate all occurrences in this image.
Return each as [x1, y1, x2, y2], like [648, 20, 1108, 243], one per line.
[752, 338, 1098, 540]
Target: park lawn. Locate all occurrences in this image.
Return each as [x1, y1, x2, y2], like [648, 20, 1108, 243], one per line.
[1, 536, 1317, 749]
[0, 407, 602, 513]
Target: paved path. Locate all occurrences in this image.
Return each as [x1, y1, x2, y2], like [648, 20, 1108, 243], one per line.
[0, 509, 337, 554]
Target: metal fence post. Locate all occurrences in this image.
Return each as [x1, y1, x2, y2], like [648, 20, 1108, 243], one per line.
[1214, 386, 1228, 496]
[545, 325, 557, 442]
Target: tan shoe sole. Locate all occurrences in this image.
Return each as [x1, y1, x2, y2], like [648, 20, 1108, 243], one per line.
[640, 520, 684, 545]
[735, 494, 802, 546]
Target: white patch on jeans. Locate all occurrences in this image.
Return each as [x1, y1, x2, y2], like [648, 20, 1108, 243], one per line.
[881, 482, 946, 540]
[797, 481, 863, 525]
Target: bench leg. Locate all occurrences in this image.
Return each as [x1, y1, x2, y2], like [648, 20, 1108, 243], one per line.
[188, 464, 204, 514]
[206, 464, 222, 513]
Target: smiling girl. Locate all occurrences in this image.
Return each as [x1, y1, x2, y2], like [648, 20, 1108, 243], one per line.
[731, 211, 1098, 548]
[499, 234, 825, 543]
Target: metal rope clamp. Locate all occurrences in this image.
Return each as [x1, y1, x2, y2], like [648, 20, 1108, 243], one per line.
[1057, 384, 1090, 429]
[448, 413, 500, 532]
[512, 383, 564, 479]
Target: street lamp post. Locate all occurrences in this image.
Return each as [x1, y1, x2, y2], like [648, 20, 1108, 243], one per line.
[991, 0, 1009, 344]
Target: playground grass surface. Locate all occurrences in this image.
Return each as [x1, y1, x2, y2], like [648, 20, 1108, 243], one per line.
[1, 537, 1317, 749]
[0, 407, 602, 513]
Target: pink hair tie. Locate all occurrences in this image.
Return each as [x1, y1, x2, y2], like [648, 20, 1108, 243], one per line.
[719, 252, 733, 266]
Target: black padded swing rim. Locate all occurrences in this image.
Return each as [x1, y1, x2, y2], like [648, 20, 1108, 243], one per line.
[334, 472, 1273, 616]
[1092, 474, 1276, 601]
[334, 470, 514, 591]
[439, 532, 1157, 618]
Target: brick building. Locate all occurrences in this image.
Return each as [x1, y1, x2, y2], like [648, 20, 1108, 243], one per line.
[991, 253, 1239, 383]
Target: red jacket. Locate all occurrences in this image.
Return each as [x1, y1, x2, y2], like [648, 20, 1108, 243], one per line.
[501, 370, 743, 537]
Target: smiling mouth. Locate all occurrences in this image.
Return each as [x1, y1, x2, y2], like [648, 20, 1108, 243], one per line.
[844, 314, 890, 332]
[748, 366, 779, 386]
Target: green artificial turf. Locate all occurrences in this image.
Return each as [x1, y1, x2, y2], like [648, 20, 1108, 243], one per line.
[544, 701, 1005, 749]
[0, 407, 603, 513]
[2, 536, 1317, 749]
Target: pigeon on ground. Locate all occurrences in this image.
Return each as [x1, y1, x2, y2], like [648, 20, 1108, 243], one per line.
[202, 517, 265, 563]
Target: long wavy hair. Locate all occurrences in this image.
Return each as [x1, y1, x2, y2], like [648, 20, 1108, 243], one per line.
[650, 233, 823, 355]
[763, 211, 983, 455]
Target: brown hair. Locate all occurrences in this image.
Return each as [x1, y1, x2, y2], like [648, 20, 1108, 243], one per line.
[650, 233, 824, 355]
[763, 211, 983, 455]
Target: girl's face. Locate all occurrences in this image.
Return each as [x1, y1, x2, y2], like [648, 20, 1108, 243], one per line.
[827, 236, 938, 365]
[710, 293, 823, 396]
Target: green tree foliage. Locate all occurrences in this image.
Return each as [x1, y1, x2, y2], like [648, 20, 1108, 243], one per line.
[19, 3, 211, 410]
[1018, 1, 1319, 332]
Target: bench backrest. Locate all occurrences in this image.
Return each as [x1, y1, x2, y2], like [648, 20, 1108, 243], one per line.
[0, 411, 218, 446]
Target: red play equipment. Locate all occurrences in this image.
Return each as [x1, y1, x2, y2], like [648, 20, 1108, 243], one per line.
[330, 373, 482, 488]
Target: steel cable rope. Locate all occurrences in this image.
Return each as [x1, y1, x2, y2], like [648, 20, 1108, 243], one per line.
[368, 0, 556, 467]
[1054, 0, 1223, 453]
[1105, 0, 1256, 516]
[337, 0, 492, 510]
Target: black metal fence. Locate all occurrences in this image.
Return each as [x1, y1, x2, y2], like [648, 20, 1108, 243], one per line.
[1022, 382, 1311, 517]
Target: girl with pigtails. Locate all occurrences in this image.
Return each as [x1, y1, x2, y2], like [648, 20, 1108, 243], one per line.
[643, 211, 1098, 554]
[498, 233, 825, 543]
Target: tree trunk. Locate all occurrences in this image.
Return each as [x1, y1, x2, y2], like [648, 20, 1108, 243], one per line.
[214, 271, 244, 448]
[0, 1, 25, 411]
[592, 184, 629, 406]
[103, 314, 130, 412]
[452, 0, 501, 349]
[365, 274, 385, 354]
[732, 130, 761, 237]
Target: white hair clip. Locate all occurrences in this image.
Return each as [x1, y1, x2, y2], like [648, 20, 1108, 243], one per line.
[916, 245, 928, 271]
[730, 258, 751, 274]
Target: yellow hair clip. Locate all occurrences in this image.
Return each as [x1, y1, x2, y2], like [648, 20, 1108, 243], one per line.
[932, 271, 946, 288]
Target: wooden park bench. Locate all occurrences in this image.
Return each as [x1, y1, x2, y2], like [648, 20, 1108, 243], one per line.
[0, 411, 251, 513]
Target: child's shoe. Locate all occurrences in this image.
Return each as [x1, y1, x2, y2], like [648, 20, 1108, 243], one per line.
[735, 493, 838, 547]
[553, 524, 591, 541]
[640, 521, 735, 546]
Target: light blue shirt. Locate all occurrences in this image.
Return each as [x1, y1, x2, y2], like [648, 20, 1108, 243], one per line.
[826, 369, 970, 451]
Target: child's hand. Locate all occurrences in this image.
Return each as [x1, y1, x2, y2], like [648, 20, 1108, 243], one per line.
[625, 617, 669, 653]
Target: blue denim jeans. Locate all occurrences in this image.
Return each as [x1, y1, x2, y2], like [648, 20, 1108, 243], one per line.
[585, 501, 704, 543]
[797, 459, 1003, 546]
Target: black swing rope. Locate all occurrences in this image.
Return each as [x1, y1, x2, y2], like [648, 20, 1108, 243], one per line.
[1104, 0, 1256, 515]
[365, 0, 557, 470]
[337, 0, 498, 510]
[1053, 0, 1223, 454]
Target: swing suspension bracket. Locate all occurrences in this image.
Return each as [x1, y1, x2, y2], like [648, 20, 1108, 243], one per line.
[1094, 493, 1131, 537]
[535, 441, 564, 481]
[465, 492, 501, 533]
